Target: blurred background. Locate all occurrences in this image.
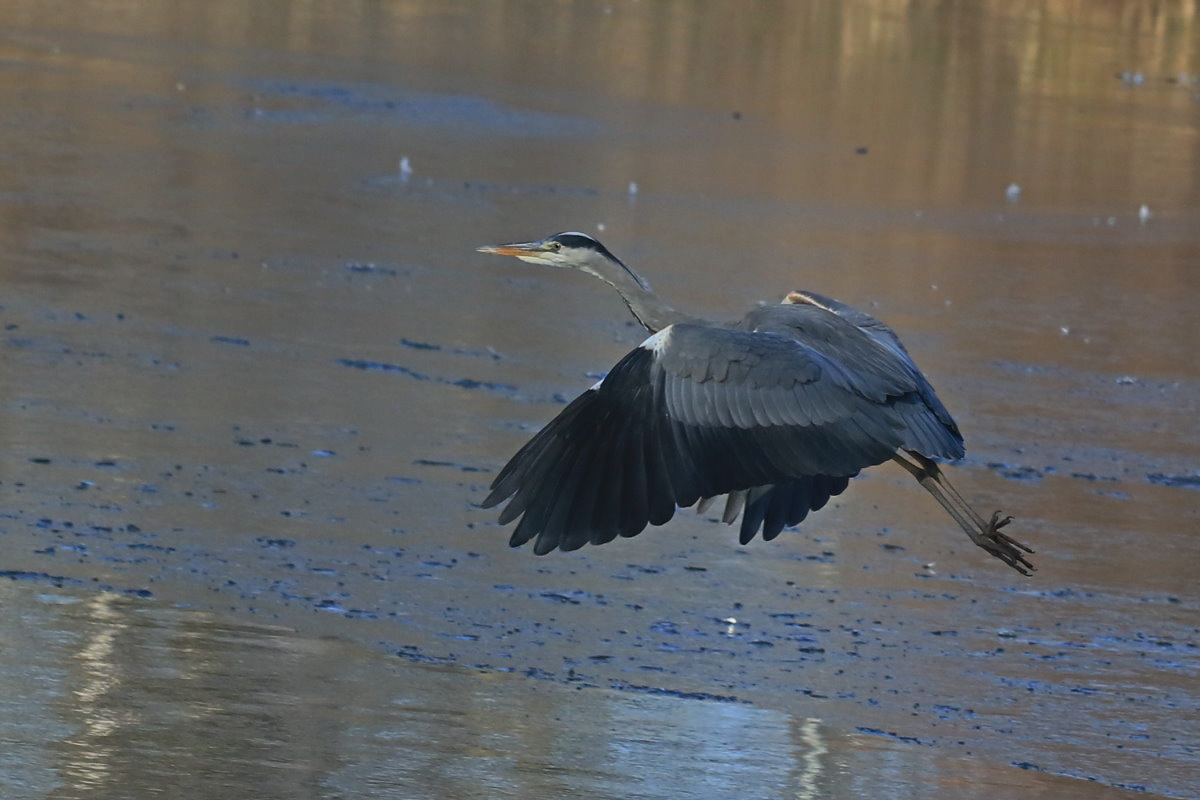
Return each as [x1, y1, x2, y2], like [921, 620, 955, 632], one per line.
[0, 1, 1197, 798]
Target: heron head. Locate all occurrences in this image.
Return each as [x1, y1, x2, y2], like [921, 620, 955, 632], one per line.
[477, 231, 616, 270]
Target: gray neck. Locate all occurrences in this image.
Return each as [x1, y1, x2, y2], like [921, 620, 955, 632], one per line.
[579, 253, 691, 333]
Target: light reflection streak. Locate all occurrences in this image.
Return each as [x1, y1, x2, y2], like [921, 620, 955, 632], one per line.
[796, 716, 828, 800]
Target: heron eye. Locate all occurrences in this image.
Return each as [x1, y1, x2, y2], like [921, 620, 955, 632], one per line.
[548, 241, 562, 252]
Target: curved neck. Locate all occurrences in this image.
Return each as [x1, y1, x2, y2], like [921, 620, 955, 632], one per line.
[581, 254, 692, 333]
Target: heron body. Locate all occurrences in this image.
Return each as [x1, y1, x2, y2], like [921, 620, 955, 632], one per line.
[478, 233, 1034, 574]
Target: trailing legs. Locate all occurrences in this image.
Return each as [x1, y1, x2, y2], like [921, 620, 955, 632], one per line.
[892, 450, 1035, 575]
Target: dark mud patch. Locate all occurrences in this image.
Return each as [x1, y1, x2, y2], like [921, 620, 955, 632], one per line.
[855, 726, 932, 746]
[237, 79, 603, 138]
[0, 569, 83, 587]
[1146, 472, 1200, 489]
[411, 459, 490, 473]
[1013, 761, 1152, 794]
[1, 569, 152, 598]
[399, 337, 502, 360]
[335, 357, 515, 392]
[345, 262, 399, 276]
[362, 172, 606, 199]
[985, 461, 1200, 494]
[607, 681, 746, 704]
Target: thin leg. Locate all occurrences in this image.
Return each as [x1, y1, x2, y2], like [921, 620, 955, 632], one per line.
[892, 451, 1035, 575]
[908, 451, 990, 530]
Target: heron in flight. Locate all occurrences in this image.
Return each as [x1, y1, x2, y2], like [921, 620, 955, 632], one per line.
[477, 232, 1034, 575]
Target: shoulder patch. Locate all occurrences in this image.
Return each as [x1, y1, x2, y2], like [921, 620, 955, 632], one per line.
[638, 325, 674, 355]
[784, 291, 836, 314]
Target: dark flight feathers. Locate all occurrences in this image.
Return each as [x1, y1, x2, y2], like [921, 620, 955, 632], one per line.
[483, 301, 963, 554]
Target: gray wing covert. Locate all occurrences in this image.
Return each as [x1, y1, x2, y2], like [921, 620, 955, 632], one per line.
[776, 293, 964, 460]
[484, 322, 913, 555]
[655, 324, 910, 479]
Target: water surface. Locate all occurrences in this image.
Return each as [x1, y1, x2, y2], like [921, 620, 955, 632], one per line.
[0, 1, 1197, 797]
[0, 584, 1162, 799]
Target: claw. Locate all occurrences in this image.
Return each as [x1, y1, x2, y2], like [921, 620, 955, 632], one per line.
[973, 511, 1036, 575]
[891, 453, 1037, 576]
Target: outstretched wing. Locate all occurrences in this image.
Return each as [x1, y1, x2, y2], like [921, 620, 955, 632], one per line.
[484, 319, 936, 554]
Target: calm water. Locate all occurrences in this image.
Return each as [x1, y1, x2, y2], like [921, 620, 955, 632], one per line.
[0, 1, 1197, 797]
[0, 583, 1159, 800]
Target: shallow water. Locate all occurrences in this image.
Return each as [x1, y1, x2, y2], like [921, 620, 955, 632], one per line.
[0, 1, 1197, 797]
[0, 584, 1160, 800]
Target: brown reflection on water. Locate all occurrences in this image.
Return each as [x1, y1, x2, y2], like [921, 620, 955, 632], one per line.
[473, 0, 1200, 210]
[4, 0, 1199, 207]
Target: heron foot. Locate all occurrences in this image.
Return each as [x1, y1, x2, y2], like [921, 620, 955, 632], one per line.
[968, 511, 1035, 575]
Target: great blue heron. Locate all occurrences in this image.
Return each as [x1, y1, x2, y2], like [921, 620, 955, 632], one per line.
[477, 232, 1034, 575]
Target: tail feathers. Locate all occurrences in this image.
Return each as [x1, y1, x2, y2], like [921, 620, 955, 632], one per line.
[737, 474, 854, 544]
[893, 395, 964, 461]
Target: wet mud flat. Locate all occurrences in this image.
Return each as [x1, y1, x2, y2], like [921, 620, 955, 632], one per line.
[1, 1, 1198, 798]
